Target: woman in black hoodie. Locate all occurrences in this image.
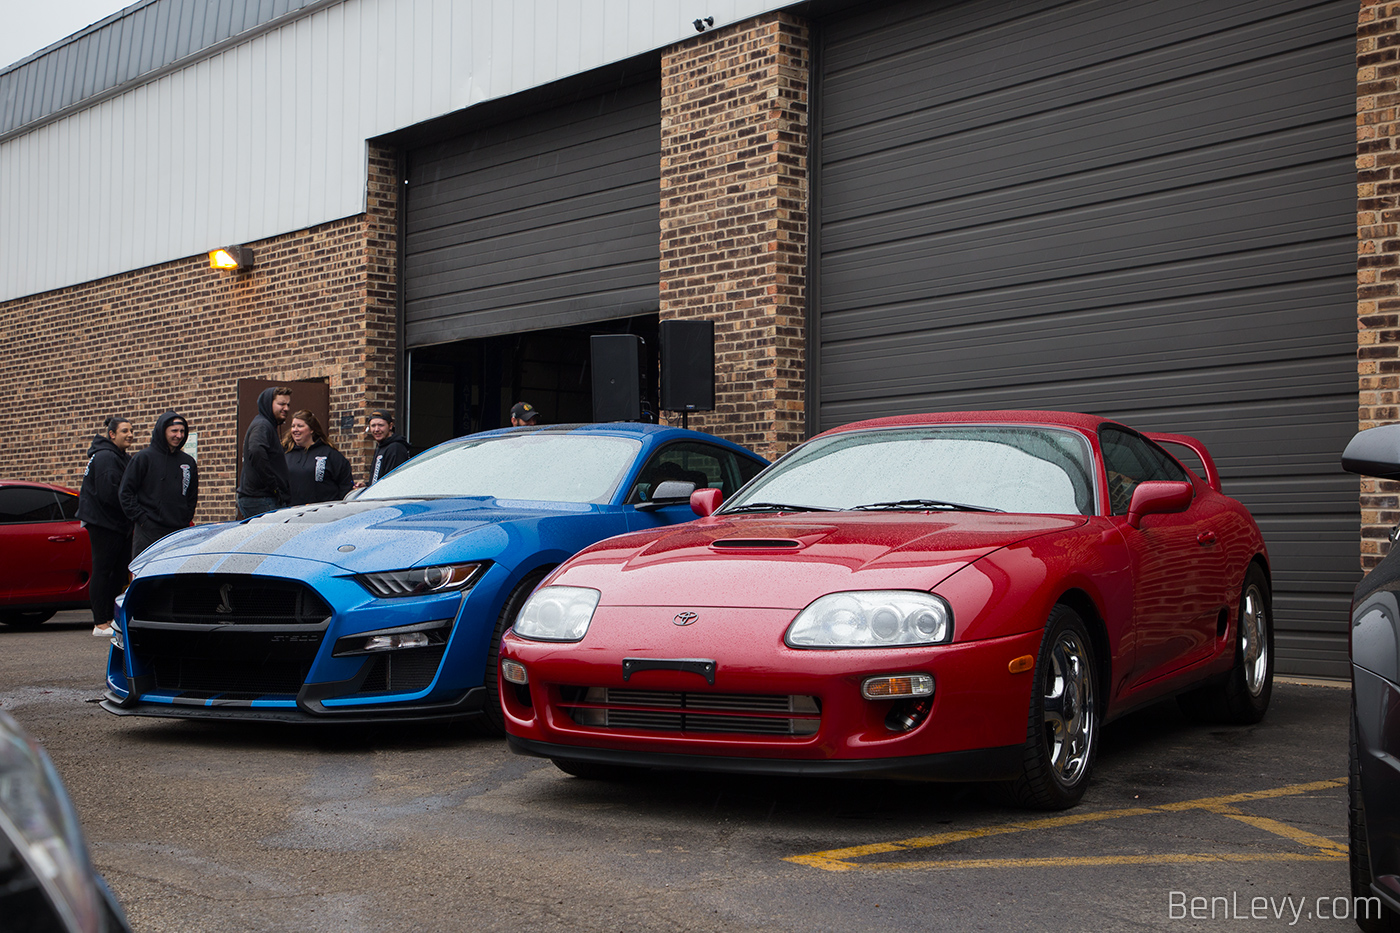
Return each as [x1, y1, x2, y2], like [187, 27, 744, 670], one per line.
[283, 410, 354, 505]
[78, 416, 135, 636]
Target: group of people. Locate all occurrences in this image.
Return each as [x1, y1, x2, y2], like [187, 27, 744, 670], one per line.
[77, 390, 415, 636]
[78, 410, 199, 637]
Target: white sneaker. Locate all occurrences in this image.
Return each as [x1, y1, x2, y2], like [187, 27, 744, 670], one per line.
[92, 624, 113, 637]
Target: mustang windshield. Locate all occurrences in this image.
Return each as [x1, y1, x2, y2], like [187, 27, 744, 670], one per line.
[359, 433, 642, 504]
[723, 426, 1096, 516]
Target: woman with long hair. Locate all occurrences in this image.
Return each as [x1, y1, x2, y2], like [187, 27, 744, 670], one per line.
[282, 410, 354, 506]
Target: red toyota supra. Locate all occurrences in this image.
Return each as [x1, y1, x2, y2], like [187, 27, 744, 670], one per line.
[499, 411, 1271, 809]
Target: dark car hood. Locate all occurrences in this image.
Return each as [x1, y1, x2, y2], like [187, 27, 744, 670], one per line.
[132, 497, 600, 574]
[556, 512, 1089, 609]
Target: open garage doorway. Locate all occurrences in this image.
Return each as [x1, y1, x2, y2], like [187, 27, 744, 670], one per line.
[406, 315, 659, 451]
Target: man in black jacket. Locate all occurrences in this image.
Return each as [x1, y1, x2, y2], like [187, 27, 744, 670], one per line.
[119, 411, 199, 557]
[366, 409, 411, 484]
[78, 416, 135, 636]
[237, 386, 291, 518]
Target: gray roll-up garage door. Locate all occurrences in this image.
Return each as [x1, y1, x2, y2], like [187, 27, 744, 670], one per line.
[403, 77, 660, 347]
[816, 0, 1358, 677]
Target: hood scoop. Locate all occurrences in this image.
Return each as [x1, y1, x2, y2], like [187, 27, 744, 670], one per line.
[710, 537, 803, 550]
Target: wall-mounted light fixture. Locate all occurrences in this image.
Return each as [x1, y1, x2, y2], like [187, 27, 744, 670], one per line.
[209, 246, 254, 271]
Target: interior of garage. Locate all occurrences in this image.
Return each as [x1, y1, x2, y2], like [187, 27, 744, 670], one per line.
[406, 314, 659, 450]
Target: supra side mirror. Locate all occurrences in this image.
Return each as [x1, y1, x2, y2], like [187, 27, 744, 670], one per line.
[691, 488, 723, 517]
[1126, 480, 1193, 528]
[634, 480, 697, 512]
[1342, 423, 1400, 480]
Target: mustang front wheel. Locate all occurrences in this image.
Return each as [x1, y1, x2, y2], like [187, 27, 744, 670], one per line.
[1005, 604, 1099, 810]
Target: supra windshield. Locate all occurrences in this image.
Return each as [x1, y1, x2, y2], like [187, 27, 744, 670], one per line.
[359, 433, 642, 504]
[722, 426, 1096, 516]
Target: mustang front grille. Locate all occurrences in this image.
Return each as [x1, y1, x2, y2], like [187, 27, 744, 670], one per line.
[559, 687, 820, 736]
[125, 574, 332, 626]
[356, 646, 447, 695]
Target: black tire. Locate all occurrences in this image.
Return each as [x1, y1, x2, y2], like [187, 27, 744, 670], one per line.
[1001, 604, 1099, 810]
[0, 609, 56, 628]
[1351, 706, 1400, 932]
[1177, 564, 1273, 724]
[550, 757, 641, 781]
[474, 569, 550, 737]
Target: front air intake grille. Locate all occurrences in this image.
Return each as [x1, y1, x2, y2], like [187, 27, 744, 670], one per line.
[126, 574, 331, 626]
[356, 646, 447, 694]
[151, 657, 312, 697]
[560, 687, 819, 736]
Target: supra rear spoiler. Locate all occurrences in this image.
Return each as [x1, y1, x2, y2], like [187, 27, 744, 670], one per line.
[1145, 432, 1221, 493]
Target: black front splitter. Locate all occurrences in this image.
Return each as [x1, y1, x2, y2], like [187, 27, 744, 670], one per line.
[100, 686, 487, 725]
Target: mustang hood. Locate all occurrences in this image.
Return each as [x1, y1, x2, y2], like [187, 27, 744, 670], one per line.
[558, 512, 1088, 609]
[132, 497, 599, 575]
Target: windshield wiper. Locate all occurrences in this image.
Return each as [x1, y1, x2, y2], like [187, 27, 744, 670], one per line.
[850, 499, 1003, 513]
[722, 501, 837, 514]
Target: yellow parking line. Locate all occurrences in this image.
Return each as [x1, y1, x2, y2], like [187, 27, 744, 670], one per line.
[785, 778, 1347, 872]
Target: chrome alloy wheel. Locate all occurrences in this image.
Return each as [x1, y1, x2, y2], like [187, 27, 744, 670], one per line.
[1239, 582, 1270, 698]
[1042, 629, 1096, 786]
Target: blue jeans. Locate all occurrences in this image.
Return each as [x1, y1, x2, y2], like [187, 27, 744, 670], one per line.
[237, 495, 279, 519]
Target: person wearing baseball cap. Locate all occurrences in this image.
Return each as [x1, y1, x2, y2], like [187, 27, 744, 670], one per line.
[510, 402, 540, 426]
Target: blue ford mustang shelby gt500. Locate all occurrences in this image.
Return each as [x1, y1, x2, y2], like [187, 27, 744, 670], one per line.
[101, 423, 766, 728]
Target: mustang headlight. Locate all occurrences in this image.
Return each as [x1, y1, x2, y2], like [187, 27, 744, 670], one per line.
[357, 562, 487, 598]
[786, 591, 953, 648]
[513, 586, 601, 642]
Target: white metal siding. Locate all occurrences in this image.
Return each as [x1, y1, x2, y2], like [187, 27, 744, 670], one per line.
[0, 0, 788, 303]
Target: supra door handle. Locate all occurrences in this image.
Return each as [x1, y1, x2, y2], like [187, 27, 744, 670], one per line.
[47, 535, 76, 543]
[1197, 530, 1217, 546]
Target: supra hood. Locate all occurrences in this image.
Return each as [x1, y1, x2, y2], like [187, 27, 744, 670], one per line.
[553, 512, 1088, 609]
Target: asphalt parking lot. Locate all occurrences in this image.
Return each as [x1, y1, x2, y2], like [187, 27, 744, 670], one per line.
[0, 611, 1360, 932]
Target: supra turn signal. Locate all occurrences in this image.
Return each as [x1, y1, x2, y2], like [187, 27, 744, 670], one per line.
[1008, 655, 1035, 674]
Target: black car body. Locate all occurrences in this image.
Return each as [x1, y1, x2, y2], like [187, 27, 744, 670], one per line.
[1342, 424, 1400, 931]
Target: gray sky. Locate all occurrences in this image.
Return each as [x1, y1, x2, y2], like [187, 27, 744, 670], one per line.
[0, 0, 131, 71]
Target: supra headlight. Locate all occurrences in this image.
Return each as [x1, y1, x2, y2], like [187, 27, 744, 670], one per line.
[786, 591, 953, 648]
[357, 562, 487, 598]
[513, 586, 601, 642]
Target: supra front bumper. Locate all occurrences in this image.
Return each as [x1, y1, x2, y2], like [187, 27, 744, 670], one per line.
[500, 614, 1043, 771]
[508, 734, 1023, 781]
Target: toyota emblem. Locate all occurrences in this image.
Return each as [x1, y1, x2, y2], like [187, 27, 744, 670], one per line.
[673, 611, 699, 626]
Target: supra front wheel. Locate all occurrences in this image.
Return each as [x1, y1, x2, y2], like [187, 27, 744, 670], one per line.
[1003, 604, 1099, 810]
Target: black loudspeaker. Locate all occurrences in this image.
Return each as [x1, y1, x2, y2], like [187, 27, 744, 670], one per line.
[660, 319, 715, 412]
[591, 335, 641, 421]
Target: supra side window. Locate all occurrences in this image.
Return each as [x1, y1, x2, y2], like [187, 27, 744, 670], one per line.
[0, 487, 63, 523]
[1099, 427, 1188, 515]
[56, 491, 80, 521]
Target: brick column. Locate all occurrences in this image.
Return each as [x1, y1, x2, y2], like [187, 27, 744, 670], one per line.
[659, 13, 809, 462]
[1359, 2, 1400, 569]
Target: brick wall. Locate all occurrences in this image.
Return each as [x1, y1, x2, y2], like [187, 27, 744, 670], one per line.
[658, 13, 809, 462]
[1359, 2, 1400, 569]
[0, 146, 399, 522]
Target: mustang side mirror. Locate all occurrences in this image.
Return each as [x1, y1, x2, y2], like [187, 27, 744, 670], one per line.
[635, 480, 697, 512]
[691, 488, 723, 517]
[1342, 423, 1400, 480]
[1126, 480, 1193, 528]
